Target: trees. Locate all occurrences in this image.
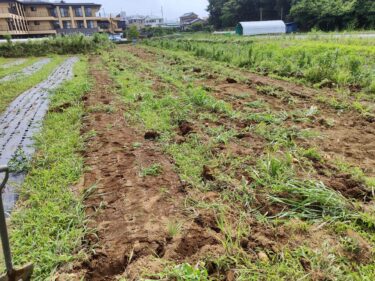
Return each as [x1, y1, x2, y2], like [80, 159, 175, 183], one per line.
[207, 0, 227, 29]
[207, 0, 375, 31]
[290, 0, 357, 31]
[208, 0, 292, 29]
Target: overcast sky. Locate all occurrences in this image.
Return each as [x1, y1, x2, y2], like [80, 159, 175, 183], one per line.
[70, 0, 209, 21]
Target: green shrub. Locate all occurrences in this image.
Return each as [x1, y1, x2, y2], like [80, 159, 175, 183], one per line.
[0, 34, 112, 57]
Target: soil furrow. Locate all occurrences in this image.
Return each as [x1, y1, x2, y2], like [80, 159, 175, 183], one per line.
[126, 45, 375, 178]
[72, 56, 222, 280]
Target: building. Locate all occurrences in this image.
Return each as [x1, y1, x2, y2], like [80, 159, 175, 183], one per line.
[144, 16, 163, 28]
[160, 21, 179, 29]
[0, 0, 121, 37]
[179, 12, 204, 30]
[115, 11, 126, 31]
[125, 15, 145, 29]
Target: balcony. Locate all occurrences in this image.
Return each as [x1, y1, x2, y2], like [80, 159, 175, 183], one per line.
[0, 8, 24, 18]
[56, 27, 98, 36]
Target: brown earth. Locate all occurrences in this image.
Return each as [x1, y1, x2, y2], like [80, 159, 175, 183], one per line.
[64, 56, 224, 280]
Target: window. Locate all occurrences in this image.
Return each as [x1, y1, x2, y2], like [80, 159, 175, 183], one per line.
[76, 20, 84, 28]
[8, 3, 17, 15]
[34, 21, 40, 26]
[52, 21, 60, 29]
[62, 21, 72, 29]
[31, 6, 37, 12]
[60, 7, 69, 17]
[84, 7, 92, 17]
[98, 21, 109, 29]
[75, 7, 83, 17]
[49, 8, 57, 17]
[86, 20, 94, 28]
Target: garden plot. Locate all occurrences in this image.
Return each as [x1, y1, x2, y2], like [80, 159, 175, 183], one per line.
[0, 58, 51, 82]
[0, 57, 78, 214]
[61, 45, 375, 281]
[0, 58, 26, 68]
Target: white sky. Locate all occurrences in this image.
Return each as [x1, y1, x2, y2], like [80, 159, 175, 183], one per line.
[68, 0, 209, 21]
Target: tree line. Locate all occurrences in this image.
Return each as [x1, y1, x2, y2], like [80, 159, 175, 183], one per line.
[207, 0, 375, 31]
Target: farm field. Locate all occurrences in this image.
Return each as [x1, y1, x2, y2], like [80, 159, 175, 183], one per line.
[0, 35, 375, 280]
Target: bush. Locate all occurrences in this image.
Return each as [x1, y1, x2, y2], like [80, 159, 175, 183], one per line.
[127, 25, 139, 40]
[0, 33, 112, 57]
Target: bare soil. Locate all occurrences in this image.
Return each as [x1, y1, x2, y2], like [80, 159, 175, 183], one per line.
[67, 57, 224, 280]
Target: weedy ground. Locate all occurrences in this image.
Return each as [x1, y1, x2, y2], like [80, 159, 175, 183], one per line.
[145, 34, 375, 109]
[1, 34, 374, 281]
[60, 41, 374, 280]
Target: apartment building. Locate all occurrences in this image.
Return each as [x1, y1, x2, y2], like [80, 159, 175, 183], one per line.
[0, 0, 121, 37]
[144, 16, 163, 28]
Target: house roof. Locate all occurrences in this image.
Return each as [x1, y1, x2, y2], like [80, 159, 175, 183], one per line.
[180, 12, 197, 18]
[181, 18, 203, 25]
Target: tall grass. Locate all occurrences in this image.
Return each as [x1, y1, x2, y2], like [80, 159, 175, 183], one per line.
[0, 34, 112, 57]
[145, 36, 375, 93]
[252, 154, 354, 220]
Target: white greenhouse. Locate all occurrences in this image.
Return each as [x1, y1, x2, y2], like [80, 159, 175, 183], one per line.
[235, 20, 286, 36]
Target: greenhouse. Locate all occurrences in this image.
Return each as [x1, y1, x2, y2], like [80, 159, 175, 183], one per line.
[235, 20, 286, 36]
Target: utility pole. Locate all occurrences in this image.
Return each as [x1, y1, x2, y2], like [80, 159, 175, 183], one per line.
[281, 7, 284, 20]
[260, 8, 263, 21]
[161, 6, 164, 22]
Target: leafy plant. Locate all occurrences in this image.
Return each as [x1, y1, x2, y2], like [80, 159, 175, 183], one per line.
[163, 263, 209, 281]
[8, 148, 31, 173]
[140, 163, 163, 177]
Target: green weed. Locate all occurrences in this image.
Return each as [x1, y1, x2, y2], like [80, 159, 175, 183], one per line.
[140, 163, 163, 177]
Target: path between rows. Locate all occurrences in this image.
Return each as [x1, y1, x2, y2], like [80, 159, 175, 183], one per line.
[0, 57, 78, 214]
[0, 58, 51, 82]
[0, 59, 26, 69]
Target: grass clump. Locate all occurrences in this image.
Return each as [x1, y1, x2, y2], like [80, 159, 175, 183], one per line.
[252, 154, 353, 220]
[167, 221, 182, 238]
[5, 58, 90, 279]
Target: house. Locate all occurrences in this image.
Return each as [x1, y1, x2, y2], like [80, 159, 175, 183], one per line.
[115, 11, 127, 31]
[144, 16, 163, 28]
[0, 0, 121, 37]
[126, 15, 146, 29]
[179, 12, 204, 30]
[180, 12, 198, 25]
